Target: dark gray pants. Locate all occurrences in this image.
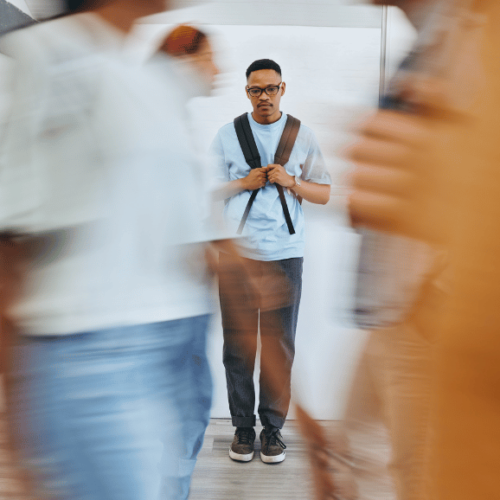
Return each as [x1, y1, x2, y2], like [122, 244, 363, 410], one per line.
[219, 255, 303, 429]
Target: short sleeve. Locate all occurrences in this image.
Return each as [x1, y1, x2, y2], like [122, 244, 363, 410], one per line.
[301, 130, 331, 185]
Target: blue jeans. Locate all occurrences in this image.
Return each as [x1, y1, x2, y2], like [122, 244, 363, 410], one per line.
[7, 315, 212, 500]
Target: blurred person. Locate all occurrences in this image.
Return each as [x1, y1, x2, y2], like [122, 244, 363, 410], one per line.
[154, 24, 220, 222]
[157, 23, 218, 97]
[0, 0, 36, 378]
[0, 0, 234, 499]
[346, 1, 500, 500]
[334, 2, 456, 499]
[211, 58, 331, 464]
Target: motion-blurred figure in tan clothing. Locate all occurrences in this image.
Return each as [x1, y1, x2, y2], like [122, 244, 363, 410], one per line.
[338, 2, 449, 499]
[347, 1, 500, 500]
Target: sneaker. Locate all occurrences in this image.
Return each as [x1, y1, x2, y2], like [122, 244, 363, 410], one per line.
[229, 427, 256, 462]
[260, 427, 287, 464]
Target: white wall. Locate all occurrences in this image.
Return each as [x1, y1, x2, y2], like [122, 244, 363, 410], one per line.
[2, 1, 416, 421]
[134, 20, 385, 419]
[180, 14, 413, 420]
[203, 25, 379, 420]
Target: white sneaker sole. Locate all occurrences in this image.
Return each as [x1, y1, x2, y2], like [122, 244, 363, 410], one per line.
[260, 451, 286, 464]
[229, 448, 254, 462]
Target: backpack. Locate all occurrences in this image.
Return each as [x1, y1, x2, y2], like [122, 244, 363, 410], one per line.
[233, 113, 301, 235]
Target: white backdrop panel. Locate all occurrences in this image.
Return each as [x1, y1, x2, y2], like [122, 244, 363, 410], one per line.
[0, 5, 415, 420]
[143, 24, 383, 420]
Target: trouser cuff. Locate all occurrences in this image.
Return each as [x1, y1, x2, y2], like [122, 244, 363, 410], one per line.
[231, 415, 256, 427]
[260, 413, 286, 430]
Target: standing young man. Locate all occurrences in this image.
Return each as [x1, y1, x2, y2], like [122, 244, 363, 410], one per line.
[211, 59, 331, 464]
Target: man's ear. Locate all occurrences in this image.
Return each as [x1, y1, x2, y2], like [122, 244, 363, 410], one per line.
[245, 86, 251, 100]
[281, 82, 286, 96]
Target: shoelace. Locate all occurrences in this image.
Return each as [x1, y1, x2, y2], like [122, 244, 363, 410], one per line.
[264, 428, 287, 453]
[236, 429, 254, 445]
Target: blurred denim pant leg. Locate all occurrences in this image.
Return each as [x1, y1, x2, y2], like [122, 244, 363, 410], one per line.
[8, 315, 212, 500]
[162, 314, 213, 499]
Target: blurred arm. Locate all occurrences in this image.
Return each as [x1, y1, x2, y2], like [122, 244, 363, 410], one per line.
[346, 78, 459, 242]
[296, 129, 332, 205]
[214, 168, 268, 200]
[291, 180, 331, 205]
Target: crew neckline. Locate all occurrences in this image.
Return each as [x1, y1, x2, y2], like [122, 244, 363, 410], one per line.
[248, 111, 286, 129]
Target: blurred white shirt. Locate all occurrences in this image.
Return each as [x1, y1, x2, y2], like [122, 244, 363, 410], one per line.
[0, 13, 222, 335]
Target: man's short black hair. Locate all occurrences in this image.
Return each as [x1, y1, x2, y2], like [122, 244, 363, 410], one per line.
[246, 59, 282, 80]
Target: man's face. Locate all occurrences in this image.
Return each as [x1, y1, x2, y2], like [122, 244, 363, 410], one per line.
[246, 69, 285, 121]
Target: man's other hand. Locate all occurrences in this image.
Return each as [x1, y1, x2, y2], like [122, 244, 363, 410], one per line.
[266, 164, 295, 187]
[242, 167, 268, 190]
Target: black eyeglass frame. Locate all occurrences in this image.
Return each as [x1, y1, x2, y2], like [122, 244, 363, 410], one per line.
[246, 82, 283, 98]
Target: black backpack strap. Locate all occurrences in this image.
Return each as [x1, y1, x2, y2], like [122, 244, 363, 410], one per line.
[237, 189, 259, 234]
[275, 115, 301, 167]
[273, 115, 301, 235]
[234, 114, 262, 234]
[234, 113, 261, 170]
[233, 113, 301, 235]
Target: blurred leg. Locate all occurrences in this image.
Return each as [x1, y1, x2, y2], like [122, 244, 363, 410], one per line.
[258, 257, 302, 429]
[382, 323, 432, 500]
[219, 252, 260, 428]
[7, 336, 73, 500]
[7, 321, 201, 500]
[168, 314, 212, 499]
[342, 334, 391, 500]
[343, 322, 432, 500]
[52, 325, 183, 500]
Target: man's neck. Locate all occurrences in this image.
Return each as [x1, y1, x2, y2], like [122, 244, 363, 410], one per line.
[251, 111, 282, 125]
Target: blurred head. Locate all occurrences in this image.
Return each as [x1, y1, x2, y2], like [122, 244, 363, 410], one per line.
[370, 0, 414, 5]
[159, 25, 219, 89]
[61, 0, 116, 12]
[57, 0, 171, 34]
[369, 0, 425, 12]
[245, 59, 285, 123]
[60, 0, 169, 16]
[61, 0, 91, 11]
[368, 0, 432, 28]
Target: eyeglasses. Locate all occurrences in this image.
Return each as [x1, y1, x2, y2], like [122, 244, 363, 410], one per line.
[246, 83, 282, 98]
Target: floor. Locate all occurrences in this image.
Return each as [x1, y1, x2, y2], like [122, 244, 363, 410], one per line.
[189, 419, 319, 500]
[0, 414, 342, 500]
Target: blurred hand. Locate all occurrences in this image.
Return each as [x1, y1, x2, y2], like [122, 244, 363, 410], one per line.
[0, 238, 28, 313]
[207, 239, 291, 312]
[0, 237, 30, 378]
[346, 110, 428, 231]
[266, 164, 295, 188]
[345, 77, 462, 243]
[242, 168, 268, 190]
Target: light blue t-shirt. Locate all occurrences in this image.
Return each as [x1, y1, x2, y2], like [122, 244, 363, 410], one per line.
[211, 112, 331, 261]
